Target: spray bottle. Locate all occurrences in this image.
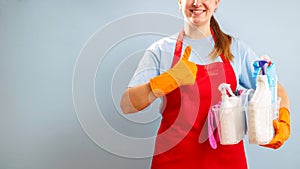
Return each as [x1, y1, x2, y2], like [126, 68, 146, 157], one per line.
[253, 57, 278, 103]
[248, 60, 274, 144]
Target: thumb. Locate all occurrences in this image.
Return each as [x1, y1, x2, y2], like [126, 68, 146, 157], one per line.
[182, 46, 192, 61]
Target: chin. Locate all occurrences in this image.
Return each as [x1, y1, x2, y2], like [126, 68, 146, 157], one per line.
[190, 18, 209, 26]
[190, 20, 205, 26]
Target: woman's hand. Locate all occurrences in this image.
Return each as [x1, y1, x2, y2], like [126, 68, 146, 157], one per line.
[261, 107, 290, 149]
[261, 83, 290, 149]
[120, 46, 198, 114]
[150, 46, 198, 97]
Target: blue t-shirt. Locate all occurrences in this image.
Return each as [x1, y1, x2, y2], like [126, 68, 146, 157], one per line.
[129, 33, 259, 90]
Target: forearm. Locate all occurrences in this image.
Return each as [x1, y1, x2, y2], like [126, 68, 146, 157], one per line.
[277, 82, 290, 110]
[120, 82, 157, 114]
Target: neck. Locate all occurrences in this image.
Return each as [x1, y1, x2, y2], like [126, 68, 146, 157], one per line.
[183, 22, 211, 40]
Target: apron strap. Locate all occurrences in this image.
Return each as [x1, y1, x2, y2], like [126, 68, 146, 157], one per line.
[172, 29, 185, 67]
[172, 28, 229, 67]
[210, 27, 229, 64]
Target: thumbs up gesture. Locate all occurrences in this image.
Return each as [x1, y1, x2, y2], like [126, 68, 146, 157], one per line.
[150, 46, 198, 97]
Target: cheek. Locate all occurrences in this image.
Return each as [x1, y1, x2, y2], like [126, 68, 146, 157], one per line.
[204, 2, 217, 12]
[203, 0, 217, 7]
[182, 4, 190, 14]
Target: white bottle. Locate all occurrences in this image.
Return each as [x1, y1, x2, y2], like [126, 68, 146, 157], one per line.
[248, 75, 273, 144]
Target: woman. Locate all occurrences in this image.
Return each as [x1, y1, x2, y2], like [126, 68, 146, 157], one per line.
[120, 0, 290, 168]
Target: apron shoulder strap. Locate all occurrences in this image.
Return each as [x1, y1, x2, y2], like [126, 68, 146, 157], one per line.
[172, 30, 184, 67]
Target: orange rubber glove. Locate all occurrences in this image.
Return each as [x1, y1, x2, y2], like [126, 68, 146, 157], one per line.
[261, 107, 290, 149]
[149, 46, 197, 97]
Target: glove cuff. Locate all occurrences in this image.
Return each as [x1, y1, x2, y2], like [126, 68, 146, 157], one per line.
[149, 72, 179, 98]
[279, 107, 290, 124]
[279, 107, 290, 115]
[279, 107, 290, 141]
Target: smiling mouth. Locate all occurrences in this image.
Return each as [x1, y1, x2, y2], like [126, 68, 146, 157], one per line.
[190, 9, 206, 15]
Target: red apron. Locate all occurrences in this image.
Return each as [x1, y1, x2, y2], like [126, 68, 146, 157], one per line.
[151, 30, 248, 169]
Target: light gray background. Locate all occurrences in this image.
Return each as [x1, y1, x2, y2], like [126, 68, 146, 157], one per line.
[1, 0, 299, 169]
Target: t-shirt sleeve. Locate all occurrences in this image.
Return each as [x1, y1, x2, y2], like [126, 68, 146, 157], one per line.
[231, 37, 259, 89]
[128, 44, 161, 87]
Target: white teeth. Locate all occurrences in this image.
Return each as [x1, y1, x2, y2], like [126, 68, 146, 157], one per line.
[193, 10, 204, 13]
[192, 9, 205, 12]
[192, 9, 205, 16]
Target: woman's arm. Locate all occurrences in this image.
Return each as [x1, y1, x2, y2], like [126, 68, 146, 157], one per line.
[120, 82, 157, 114]
[120, 46, 196, 114]
[277, 82, 290, 110]
[260, 82, 290, 149]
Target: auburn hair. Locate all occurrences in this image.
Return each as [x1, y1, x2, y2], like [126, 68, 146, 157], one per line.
[210, 16, 233, 61]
